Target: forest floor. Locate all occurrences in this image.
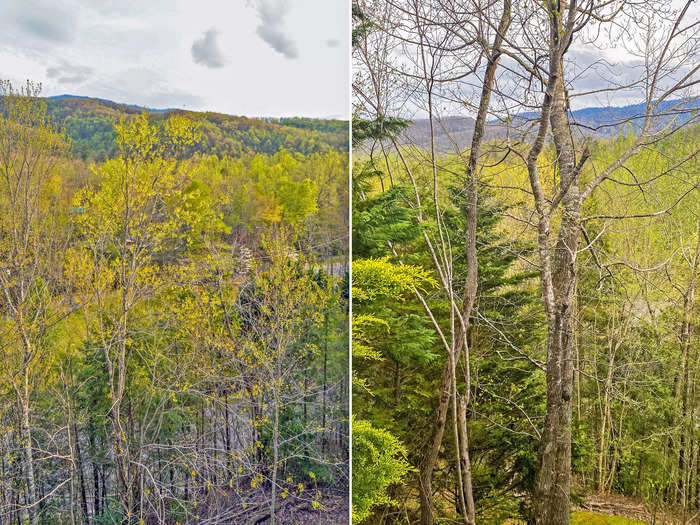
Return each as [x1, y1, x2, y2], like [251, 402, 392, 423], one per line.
[267, 489, 348, 524]
[196, 485, 349, 524]
[574, 492, 696, 524]
[577, 492, 651, 522]
[502, 493, 694, 524]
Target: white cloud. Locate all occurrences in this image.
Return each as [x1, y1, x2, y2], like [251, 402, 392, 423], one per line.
[46, 62, 93, 84]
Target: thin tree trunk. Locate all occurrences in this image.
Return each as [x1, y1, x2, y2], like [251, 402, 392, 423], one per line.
[458, 395, 476, 524]
[271, 376, 280, 525]
[20, 368, 39, 525]
[418, 3, 511, 521]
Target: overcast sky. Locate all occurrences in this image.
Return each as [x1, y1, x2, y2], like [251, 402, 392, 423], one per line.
[0, 0, 349, 118]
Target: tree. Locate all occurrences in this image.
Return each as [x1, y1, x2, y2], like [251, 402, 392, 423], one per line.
[237, 230, 331, 524]
[0, 80, 70, 525]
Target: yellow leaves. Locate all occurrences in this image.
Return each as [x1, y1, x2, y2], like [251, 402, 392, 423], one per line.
[308, 471, 316, 480]
[311, 500, 321, 510]
[179, 380, 190, 392]
[64, 246, 114, 294]
[164, 114, 201, 149]
[250, 472, 264, 490]
[281, 489, 288, 499]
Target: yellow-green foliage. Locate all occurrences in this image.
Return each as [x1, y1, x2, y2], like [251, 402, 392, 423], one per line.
[352, 257, 436, 385]
[352, 418, 412, 523]
[352, 257, 436, 303]
[190, 150, 347, 238]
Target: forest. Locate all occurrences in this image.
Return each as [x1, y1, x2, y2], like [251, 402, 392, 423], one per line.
[45, 95, 349, 162]
[352, 1, 699, 524]
[0, 80, 349, 524]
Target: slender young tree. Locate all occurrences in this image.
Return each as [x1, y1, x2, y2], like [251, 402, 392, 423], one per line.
[0, 80, 69, 525]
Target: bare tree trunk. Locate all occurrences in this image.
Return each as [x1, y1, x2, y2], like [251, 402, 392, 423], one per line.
[419, 361, 453, 525]
[20, 368, 39, 525]
[458, 395, 476, 525]
[271, 358, 281, 525]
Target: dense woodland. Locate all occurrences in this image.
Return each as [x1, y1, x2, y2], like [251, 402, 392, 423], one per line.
[46, 95, 349, 162]
[0, 81, 349, 524]
[352, 1, 699, 524]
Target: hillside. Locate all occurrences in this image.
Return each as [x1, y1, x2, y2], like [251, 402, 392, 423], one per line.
[45, 94, 349, 160]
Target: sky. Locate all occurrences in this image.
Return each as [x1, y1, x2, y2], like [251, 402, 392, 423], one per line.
[0, 0, 349, 119]
[354, 0, 697, 120]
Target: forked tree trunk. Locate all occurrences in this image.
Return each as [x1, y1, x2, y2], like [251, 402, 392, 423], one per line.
[533, 55, 585, 525]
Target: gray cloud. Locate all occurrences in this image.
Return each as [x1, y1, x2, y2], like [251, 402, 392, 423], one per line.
[47, 62, 93, 84]
[326, 38, 339, 48]
[191, 28, 226, 68]
[1, 0, 76, 44]
[251, 0, 299, 59]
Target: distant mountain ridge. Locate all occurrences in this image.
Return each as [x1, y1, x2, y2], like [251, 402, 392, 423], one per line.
[516, 98, 700, 131]
[399, 98, 699, 151]
[42, 95, 349, 161]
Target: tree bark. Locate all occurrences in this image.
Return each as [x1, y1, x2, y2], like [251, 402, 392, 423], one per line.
[533, 52, 585, 525]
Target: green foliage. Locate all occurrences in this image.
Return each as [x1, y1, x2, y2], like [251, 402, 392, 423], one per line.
[352, 418, 412, 523]
[351, 116, 410, 145]
[352, 147, 546, 522]
[352, 182, 423, 257]
[352, 2, 373, 47]
[45, 96, 348, 160]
